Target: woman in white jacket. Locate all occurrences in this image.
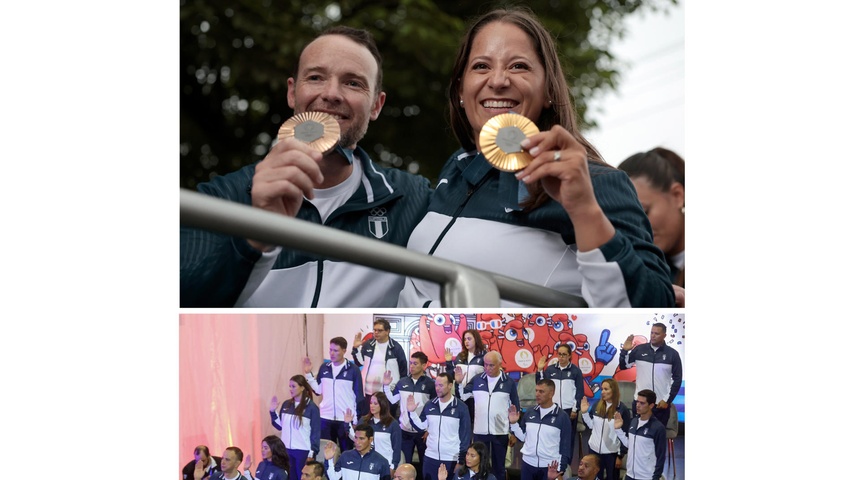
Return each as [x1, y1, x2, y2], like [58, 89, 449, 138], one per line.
[580, 379, 631, 480]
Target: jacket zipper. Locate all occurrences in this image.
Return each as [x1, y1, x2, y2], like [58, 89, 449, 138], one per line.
[427, 176, 491, 256]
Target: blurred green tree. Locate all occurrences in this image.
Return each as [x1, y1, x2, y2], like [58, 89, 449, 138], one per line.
[180, 0, 676, 189]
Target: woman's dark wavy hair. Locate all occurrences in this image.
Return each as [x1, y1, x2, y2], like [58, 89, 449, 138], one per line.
[456, 329, 487, 363]
[361, 391, 396, 428]
[263, 435, 291, 470]
[289, 374, 314, 428]
[617, 147, 685, 191]
[447, 6, 606, 210]
[458, 442, 492, 480]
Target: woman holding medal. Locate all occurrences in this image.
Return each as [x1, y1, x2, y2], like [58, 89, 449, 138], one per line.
[397, 7, 674, 308]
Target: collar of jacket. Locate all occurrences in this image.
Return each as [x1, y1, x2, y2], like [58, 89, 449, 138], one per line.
[455, 149, 523, 212]
[480, 371, 509, 382]
[531, 403, 561, 415]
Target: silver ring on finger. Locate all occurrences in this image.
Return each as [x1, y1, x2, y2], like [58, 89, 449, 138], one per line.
[553, 150, 561, 162]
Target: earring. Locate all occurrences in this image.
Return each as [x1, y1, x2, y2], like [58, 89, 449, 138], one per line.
[549, 100, 553, 105]
[680, 205, 685, 215]
[459, 99, 464, 107]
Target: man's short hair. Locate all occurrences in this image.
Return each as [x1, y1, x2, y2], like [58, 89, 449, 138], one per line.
[637, 389, 657, 405]
[373, 318, 391, 332]
[411, 351, 428, 364]
[354, 423, 375, 438]
[653, 322, 667, 334]
[536, 378, 556, 391]
[437, 371, 454, 385]
[330, 337, 348, 350]
[194, 445, 210, 457]
[582, 453, 599, 466]
[296, 26, 384, 94]
[484, 350, 501, 364]
[305, 460, 324, 478]
[225, 446, 243, 462]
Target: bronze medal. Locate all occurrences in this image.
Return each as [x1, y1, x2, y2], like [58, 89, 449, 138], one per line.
[478, 113, 539, 172]
[277, 111, 341, 153]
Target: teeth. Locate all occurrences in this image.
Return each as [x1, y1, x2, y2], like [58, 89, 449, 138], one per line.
[483, 100, 515, 108]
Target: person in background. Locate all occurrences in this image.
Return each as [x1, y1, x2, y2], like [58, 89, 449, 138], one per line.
[304, 337, 364, 453]
[183, 445, 221, 480]
[613, 390, 666, 480]
[580, 379, 631, 480]
[197, 447, 251, 480]
[302, 461, 326, 480]
[394, 463, 419, 480]
[455, 351, 518, 480]
[545, 455, 600, 480]
[397, 7, 674, 308]
[346, 392, 403, 476]
[406, 372, 472, 480]
[247, 435, 289, 480]
[324, 424, 392, 480]
[617, 323, 682, 427]
[271, 374, 321, 480]
[617, 147, 684, 305]
[508, 379, 571, 480]
[536, 343, 584, 471]
[437, 443, 497, 480]
[352, 318, 408, 416]
[384, 351, 437, 476]
[444, 329, 486, 421]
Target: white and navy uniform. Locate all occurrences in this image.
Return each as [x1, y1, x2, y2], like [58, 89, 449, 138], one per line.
[459, 372, 519, 435]
[537, 363, 585, 411]
[181, 146, 433, 308]
[445, 351, 486, 386]
[397, 150, 675, 308]
[306, 361, 363, 421]
[408, 396, 471, 463]
[614, 415, 666, 480]
[352, 338, 408, 396]
[326, 448, 391, 480]
[510, 404, 573, 469]
[459, 371, 519, 480]
[618, 342, 683, 419]
[254, 459, 288, 480]
[271, 397, 322, 456]
[348, 418, 403, 470]
[582, 401, 631, 455]
[386, 375, 437, 434]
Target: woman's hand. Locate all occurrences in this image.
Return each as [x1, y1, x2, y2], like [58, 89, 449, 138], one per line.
[517, 126, 615, 251]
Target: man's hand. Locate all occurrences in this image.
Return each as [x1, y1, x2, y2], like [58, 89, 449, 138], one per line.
[546, 461, 561, 480]
[303, 357, 313, 375]
[193, 460, 207, 480]
[344, 408, 354, 424]
[508, 405, 520, 424]
[383, 370, 393, 386]
[324, 441, 337, 460]
[354, 331, 364, 349]
[437, 463, 448, 480]
[406, 394, 417, 412]
[454, 366, 464, 384]
[622, 334, 634, 351]
[248, 138, 324, 251]
[656, 400, 669, 409]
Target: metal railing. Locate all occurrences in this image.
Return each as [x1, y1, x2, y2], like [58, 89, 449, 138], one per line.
[180, 189, 587, 307]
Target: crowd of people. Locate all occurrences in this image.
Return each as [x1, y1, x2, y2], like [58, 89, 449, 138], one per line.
[180, 5, 686, 309]
[183, 319, 682, 480]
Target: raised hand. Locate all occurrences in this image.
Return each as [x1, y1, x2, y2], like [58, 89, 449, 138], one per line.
[594, 329, 617, 364]
[324, 441, 336, 460]
[244, 455, 253, 471]
[546, 461, 560, 480]
[454, 366, 464, 384]
[437, 463, 448, 480]
[580, 397, 589, 414]
[383, 370, 393, 386]
[354, 331, 364, 349]
[406, 394, 417, 412]
[344, 408, 354, 423]
[270, 395, 279, 412]
[444, 348, 453, 362]
[622, 334, 634, 351]
[614, 411, 623, 429]
[193, 459, 207, 480]
[303, 357, 313, 374]
[508, 404, 520, 424]
[537, 354, 547, 371]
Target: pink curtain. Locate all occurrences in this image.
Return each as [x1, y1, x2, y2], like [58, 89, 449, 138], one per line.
[179, 314, 325, 476]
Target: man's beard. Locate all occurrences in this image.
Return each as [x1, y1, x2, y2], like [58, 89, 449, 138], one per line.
[338, 120, 367, 149]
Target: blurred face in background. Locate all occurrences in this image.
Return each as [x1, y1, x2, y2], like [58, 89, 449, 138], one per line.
[630, 176, 684, 256]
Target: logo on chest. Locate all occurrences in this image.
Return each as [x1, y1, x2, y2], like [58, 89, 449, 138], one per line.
[368, 207, 389, 239]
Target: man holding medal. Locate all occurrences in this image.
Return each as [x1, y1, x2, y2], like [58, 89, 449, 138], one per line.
[181, 26, 432, 307]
